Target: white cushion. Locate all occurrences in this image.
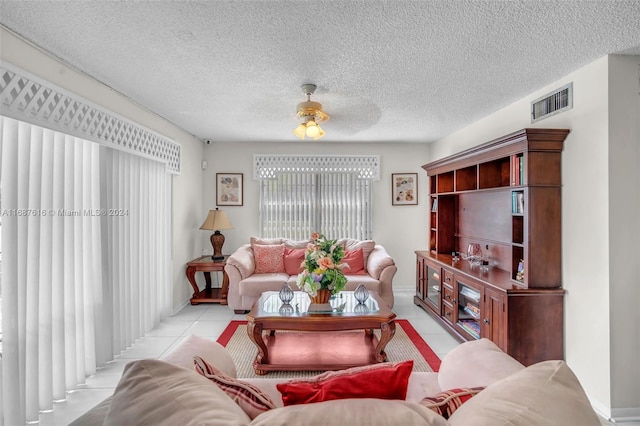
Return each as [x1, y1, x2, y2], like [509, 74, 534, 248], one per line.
[104, 359, 250, 426]
[448, 360, 601, 425]
[438, 338, 524, 390]
[160, 334, 237, 378]
[250, 398, 449, 426]
[239, 274, 290, 296]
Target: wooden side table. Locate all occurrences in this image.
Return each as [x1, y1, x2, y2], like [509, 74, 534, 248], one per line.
[186, 255, 229, 305]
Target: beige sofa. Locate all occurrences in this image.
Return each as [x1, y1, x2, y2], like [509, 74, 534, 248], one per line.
[224, 237, 397, 312]
[71, 336, 601, 425]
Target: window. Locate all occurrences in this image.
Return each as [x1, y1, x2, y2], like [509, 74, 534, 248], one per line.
[256, 155, 379, 240]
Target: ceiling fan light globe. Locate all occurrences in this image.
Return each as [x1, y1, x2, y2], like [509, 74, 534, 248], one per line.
[305, 122, 320, 138]
[293, 123, 307, 139]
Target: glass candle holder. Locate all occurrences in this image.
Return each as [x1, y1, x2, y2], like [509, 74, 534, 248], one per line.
[354, 284, 369, 304]
[279, 304, 294, 315]
[278, 283, 294, 304]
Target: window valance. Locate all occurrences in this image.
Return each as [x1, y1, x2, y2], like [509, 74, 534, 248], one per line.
[0, 63, 181, 174]
[254, 154, 380, 180]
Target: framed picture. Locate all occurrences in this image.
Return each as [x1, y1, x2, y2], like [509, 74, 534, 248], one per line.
[216, 173, 243, 206]
[392, 173, 418, 205]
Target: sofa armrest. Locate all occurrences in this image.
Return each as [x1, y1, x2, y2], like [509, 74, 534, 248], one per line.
[225, 244, 255, 279]
[367, 245, 396, 280]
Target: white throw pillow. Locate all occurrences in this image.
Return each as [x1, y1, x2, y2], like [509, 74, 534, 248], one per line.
[448, 360, 601, 426]
[438, 338, 524, 390]
[160, 334, 237, 378]
[104, 359, 250, 426]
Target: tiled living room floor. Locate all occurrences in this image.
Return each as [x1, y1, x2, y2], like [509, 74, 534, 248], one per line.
[37, 290, 623, 426]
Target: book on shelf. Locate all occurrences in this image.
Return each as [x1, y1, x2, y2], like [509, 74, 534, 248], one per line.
[431, 198, 438, 212]
[511, 154, 524, 186]
[463, 305, 480, 319]
[460, 286, 480, 302]
[458, 319, 480, 339]
[512, 191, 525, 214]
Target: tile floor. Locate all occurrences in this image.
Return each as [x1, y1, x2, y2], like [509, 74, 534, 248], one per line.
[37, 290, 626, 425]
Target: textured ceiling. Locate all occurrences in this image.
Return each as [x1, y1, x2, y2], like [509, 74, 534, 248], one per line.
[1, 1, 639, 143]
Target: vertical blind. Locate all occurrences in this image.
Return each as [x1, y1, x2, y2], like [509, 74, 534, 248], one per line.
[0, 116, 172, 425]
[260, 171, 372, 240]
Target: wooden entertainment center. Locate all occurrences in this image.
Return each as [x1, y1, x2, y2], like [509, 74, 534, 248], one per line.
[415, 128, 570, 366]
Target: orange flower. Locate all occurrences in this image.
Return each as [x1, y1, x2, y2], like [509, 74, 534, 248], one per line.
[318, 256, 334, 270]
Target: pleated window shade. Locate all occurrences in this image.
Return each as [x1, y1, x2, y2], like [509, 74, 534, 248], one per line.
[0, 116, 172, 425]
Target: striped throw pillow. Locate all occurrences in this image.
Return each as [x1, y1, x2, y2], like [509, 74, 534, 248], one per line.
[419, 386, 485, 419]
[193, 356, 276, 419]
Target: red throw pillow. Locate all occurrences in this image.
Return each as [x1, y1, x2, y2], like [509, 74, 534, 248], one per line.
[253, 244, 285, 274]
[283, 247, 306, 275]
[276, 360, 413, 406]
[419, 387, 485, 419]
[341, 248, 366, 274]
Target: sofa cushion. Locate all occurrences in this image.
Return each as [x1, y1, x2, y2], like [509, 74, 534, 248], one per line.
[448, 360, 601, 426]
[252, 244, 285, 273]
[342, 248, 367, 274]
[438, 338, 524, 390]
[419, 386, 485, 419]
[161, 334, 237, 378]
[250, 399, 449, 426]
[339, 239, 375, 267]
[250, 237, 283, 245]
[240, 274, 290, 297]
[104, 359, 250, 426]
[283, 247, 306, 275]
[194, 356, 276, 419]
[283, 238, 311, 249]
[406, 372, 445, 404]
[276, 360, 413, 406]
[343, 274, 380, 288]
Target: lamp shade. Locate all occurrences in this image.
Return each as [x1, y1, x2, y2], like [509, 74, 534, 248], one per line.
[199, 208, 233, 231]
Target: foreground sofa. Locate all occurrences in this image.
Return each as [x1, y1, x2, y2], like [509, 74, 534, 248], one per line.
[225, 237, 397, 312]
[71, 336, 601, 425]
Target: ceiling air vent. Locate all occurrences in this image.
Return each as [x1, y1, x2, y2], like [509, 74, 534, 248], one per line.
[531, 82, 573, 123]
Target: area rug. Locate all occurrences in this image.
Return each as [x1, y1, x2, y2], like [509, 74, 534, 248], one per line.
[217, 319, 441, 379]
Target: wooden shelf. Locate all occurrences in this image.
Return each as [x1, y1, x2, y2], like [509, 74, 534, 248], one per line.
[416, 128, 569, 366]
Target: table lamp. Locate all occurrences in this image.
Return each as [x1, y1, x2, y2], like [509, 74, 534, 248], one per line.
[199, 208, 233, 261]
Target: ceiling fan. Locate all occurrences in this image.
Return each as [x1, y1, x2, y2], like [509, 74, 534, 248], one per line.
[293, 84, 329, 140]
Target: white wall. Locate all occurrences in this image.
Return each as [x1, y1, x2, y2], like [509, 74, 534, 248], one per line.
[0, 27, 205, 313]
[201, 142, 430, 291]
[430, 54, 640, 421]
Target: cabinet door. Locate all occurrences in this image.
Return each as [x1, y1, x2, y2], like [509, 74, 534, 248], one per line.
[424, 263, 442, 314]
[483, 287, 506, 351]
[416, 255, 426, 300]
[455, 278, 482, 340]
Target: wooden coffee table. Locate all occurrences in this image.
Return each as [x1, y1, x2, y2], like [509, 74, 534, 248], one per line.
[246, 290, 396, 375]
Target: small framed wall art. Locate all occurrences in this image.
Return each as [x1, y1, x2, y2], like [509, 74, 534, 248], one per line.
[216, 173, 243, 206]
[392, 173, 418, 205]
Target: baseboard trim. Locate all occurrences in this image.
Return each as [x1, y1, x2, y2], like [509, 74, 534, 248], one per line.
[590, 395, 640, 423]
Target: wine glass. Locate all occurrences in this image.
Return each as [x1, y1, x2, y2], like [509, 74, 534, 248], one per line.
[466, 243, 483, 267]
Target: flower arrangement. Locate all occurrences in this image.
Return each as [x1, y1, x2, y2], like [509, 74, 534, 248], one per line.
[295, 232, 348, 298]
